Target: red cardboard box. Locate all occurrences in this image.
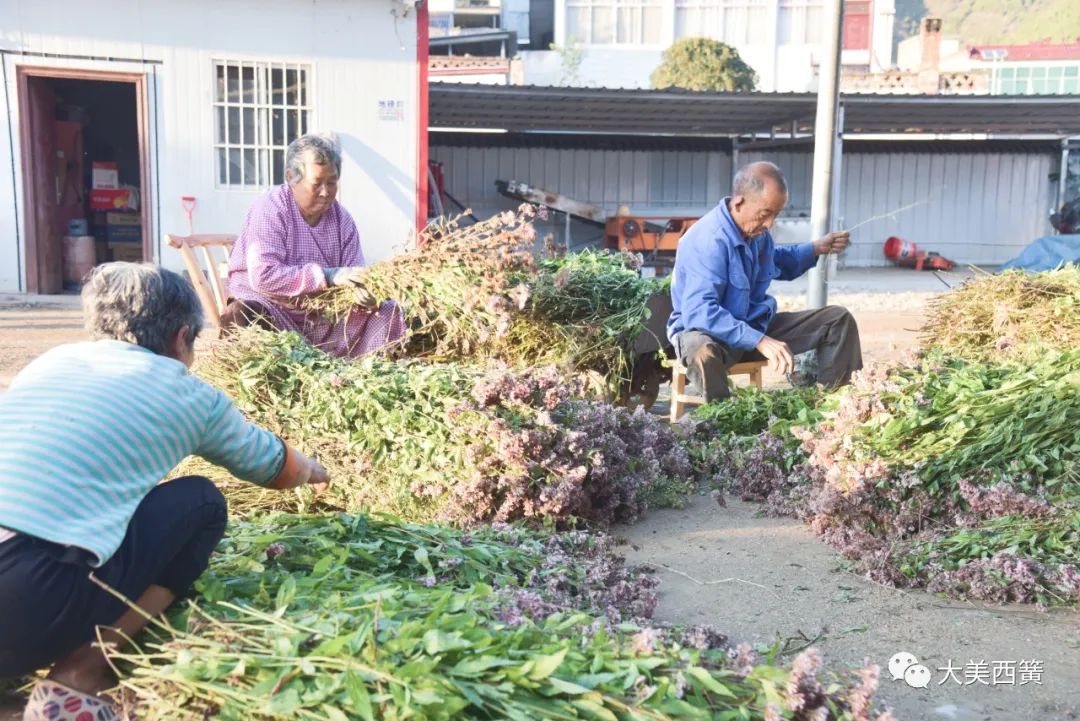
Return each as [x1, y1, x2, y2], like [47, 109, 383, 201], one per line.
[90, 188, 136, 211]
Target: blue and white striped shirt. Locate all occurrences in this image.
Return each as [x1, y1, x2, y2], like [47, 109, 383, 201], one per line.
[0, 340, 284, 565]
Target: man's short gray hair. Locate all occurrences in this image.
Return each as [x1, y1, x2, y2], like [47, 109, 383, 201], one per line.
[732, 161, 788, 198]
[82, 263, 204, 355]
[285, 132, 342, 184]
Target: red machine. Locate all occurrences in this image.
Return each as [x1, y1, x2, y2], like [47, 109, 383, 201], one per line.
[883, 236, 955, 271]
[603, 215, 698, 255]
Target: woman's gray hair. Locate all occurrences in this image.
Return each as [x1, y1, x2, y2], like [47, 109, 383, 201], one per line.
[82, 262, 204, 355]
[285, 132, 342, 184]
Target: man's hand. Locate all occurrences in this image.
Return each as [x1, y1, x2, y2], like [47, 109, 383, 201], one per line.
[755, 335, 794, 375]
[307, 458, 330, 495]
[325, 267, 379, 310]
[813, 231, 851, 256]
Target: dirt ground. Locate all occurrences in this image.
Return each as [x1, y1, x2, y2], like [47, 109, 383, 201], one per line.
[0, 295, 1077, 720]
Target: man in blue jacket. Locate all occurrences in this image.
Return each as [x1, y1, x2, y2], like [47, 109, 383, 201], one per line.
[667, 161, 862, 401]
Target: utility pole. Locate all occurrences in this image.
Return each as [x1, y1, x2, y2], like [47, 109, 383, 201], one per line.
[806, 0, 845, 309]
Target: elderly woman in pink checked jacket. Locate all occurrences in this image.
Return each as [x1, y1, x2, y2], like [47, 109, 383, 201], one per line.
[223, 132, 404, 357]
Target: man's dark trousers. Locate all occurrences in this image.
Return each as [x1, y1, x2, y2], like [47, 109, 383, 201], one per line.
[674, 306, 863, 401]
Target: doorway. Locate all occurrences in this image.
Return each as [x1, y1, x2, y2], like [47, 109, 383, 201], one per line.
[17, 68, 149, 294]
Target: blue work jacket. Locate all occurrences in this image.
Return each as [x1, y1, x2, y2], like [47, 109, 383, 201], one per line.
[667, 198, 817, 351]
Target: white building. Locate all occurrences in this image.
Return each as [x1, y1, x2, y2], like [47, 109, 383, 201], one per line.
[898, 32, 1080, 96]
[0, 0, 426, 294]
[518, 0, 895, 91]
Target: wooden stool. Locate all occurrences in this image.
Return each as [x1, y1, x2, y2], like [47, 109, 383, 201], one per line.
[669, 359, 766, 422]
[166, 233, 237, 327]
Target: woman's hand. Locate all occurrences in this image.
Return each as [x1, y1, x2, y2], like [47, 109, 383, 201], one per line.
[307, 459, 330, 494]
[324, 267, 379, 310]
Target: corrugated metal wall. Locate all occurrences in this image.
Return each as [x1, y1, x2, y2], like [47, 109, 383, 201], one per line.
[430, 143, 732, 249]
[736, 150, 814, 212]
[837, 151, 1057, 267]
[433, 141, 1057, 266]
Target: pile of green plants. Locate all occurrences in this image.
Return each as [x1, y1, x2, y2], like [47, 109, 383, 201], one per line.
[108, 513, 889, 720]
[684, 267, 1080, 606]
[499, 249, 660, 386]
[302, 208, 660, 388]
[690, 386, 825, 439]
[793, 351, 1080, 605]
[186, 328, 692, 525]
[691, 351, 1080, 606]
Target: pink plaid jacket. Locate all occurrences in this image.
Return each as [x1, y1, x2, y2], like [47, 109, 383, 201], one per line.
[228, 185, 404, 357]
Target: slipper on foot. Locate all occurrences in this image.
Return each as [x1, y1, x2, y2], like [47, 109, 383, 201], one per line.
[22, 680, 117, 721]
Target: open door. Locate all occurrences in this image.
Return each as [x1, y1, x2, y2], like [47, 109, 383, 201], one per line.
[18, 67, 149, 294]
[22, 76, 63, 293]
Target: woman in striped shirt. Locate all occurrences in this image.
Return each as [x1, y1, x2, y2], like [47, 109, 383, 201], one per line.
[0, 263, 329, 721]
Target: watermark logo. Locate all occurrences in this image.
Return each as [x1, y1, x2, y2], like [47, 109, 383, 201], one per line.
[889, 652, 1044, 689]
[888, 652, 931, 688]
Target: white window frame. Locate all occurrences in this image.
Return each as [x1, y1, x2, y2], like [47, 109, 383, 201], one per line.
[992, 63, 1080, 95]
[565, 0, 664, 46]
[212, 60, 313, 188]
[777, 0, 824, 45]
[674, 0, 769, 47]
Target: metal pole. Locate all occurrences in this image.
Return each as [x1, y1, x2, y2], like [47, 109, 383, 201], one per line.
[1058, 140, 1070, 214]
[806, 0, 845, 310]
[828, 103, 845, 281]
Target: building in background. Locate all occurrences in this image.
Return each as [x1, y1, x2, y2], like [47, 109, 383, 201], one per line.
[520, 0, 895, 91]
[429, 0, 555, 50]
[883, 20, 1080, 95]
[0, 0, 428, 295]
[428, 0, 894, 91]
[427, 0, 548, 84]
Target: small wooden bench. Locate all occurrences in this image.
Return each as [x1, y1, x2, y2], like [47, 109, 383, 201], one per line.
[669, 359, 767, 422]
[166, 233, 237, 326]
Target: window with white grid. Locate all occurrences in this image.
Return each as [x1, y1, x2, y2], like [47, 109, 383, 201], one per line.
[674, 0, 769, 46]
[565, 0, 663, 45]
[778, 0, 824, 44]
[213, 61, 312, 187]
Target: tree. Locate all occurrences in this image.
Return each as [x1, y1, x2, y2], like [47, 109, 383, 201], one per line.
[650, 38, 757, 92]
[550, 36, 585, 87]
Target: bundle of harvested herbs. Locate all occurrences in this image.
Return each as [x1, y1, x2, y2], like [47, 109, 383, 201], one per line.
[108, 513, 891, 721]
[922, 265, 1080, 362]
[496, 249, 659, 385]
[694, 352, 1080, 605]
[187, 328, 692, 525]
[302, 208, 658, 386]
[691, 386, 826, 439]
[791, 352, 1080, 604]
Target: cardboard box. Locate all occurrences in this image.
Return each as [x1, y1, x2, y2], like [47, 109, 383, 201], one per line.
[106, 224, 142, 244]
[90, 188, 136, 211]
[91, 161, 119, 189]
[106, 212, 140, 226]
[109, 243, 143, 263]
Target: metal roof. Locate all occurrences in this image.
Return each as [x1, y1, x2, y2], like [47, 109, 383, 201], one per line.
[429, 84, 1080, 137]
[429, 132, 1057, 155]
